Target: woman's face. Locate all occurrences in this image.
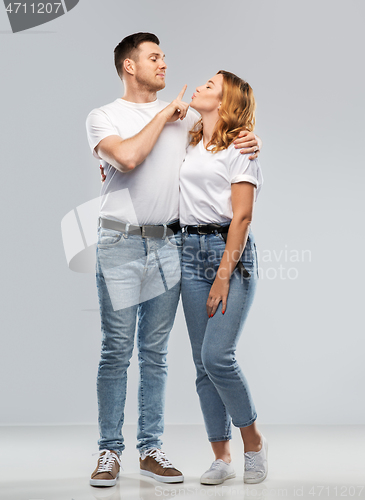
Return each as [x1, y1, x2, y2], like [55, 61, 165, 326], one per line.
[190, 73, 223, 114]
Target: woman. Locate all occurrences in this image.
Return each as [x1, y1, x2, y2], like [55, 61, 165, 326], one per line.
[180, 70, 267, 485]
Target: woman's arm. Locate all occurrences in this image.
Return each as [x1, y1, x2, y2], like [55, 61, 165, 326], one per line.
[206, 181, 256, 318]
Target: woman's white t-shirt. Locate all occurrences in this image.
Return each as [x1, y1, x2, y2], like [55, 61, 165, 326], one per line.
[179, 140, 263, 226]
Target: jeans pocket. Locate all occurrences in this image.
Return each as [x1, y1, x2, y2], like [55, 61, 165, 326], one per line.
[164, 232, 183, 248]
[253, 242, 259, 278]
[240, 235, 254, 266]
[97, 228, 124, 248]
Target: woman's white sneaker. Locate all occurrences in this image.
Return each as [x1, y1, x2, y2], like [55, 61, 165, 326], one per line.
[200, 459, 236, 485]
[244, 434, 268, 484]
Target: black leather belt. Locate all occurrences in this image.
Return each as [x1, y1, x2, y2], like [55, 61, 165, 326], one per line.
[183, 223, 250, 278]
[99, 217, 181, 238]
[184, 223, 229, 235]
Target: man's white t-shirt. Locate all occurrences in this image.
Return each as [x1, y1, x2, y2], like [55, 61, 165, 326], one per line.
[179, 140, 263, 226]
[86, 98, 198, 225]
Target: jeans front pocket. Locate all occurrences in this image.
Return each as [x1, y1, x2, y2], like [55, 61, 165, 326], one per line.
[97, 228, 125, 248]
[240, 235, 254, 267]
[164, 231, 183, 248]
[253, 242, 259, 279]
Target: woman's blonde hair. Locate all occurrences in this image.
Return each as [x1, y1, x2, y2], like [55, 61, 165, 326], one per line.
[189, 70, 256, 153]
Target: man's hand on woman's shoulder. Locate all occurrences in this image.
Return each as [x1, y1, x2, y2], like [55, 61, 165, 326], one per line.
[233, 131, 262, 160]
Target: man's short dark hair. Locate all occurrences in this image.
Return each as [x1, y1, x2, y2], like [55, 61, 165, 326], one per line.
[114, 32, 160, 78]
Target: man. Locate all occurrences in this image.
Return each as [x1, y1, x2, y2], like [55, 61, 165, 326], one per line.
[86, 32, 260, 487]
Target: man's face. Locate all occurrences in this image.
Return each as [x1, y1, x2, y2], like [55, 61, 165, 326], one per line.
[132, 42, 167, 92]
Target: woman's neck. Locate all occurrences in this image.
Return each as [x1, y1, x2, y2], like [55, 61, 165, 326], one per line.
[201, 111, 220, 148]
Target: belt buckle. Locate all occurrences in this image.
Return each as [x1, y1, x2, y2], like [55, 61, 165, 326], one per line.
[197, 225, 205, 235]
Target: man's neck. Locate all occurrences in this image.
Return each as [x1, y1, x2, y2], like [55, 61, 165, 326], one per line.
[122, 86, 158, 104]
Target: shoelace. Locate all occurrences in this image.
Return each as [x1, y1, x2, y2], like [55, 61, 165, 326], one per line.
[209, 460, 224, 470]
[245, 455, 256, 470]
[93, 450, 122, 473]
[144, 448, 174, 468]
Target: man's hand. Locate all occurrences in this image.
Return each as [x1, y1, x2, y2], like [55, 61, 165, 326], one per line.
[233, 131, 262, 160]
[95, 87, 190, 173]
[206, 275, 230, 318]
[160, 85, 189, 122]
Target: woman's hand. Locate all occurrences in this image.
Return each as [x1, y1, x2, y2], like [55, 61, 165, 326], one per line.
[206, 275, 230, 318]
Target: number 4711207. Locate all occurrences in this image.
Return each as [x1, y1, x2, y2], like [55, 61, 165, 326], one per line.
[5, 3, 62, 14]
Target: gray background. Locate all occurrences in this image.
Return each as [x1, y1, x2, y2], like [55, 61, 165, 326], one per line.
[0, 0, 364, 426]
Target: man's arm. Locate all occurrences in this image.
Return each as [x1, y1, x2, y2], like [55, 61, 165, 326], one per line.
[95, 85, 189, 173]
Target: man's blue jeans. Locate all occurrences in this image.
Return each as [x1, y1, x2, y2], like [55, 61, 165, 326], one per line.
[181, 228, 258, 442]
[95, 224, 182, 454]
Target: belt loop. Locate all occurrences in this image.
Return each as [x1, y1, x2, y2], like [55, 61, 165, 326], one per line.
[125, 223, 130, 238]
[162, 223, 167, 239]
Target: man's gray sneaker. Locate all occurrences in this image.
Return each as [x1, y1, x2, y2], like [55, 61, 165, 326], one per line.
[200, 459, 236, 485]
[244, 434, 268, 484]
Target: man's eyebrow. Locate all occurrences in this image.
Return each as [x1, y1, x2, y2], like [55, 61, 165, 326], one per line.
[149, 52, 166, 58]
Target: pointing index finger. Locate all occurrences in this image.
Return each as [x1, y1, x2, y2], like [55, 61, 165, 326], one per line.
[177, 84, 187, 100]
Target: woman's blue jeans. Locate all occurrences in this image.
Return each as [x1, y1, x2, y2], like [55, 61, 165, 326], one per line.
[181, 227, 258, 442]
